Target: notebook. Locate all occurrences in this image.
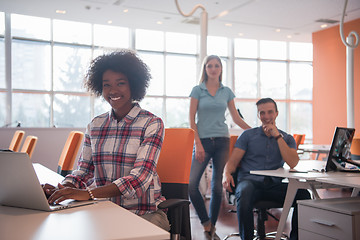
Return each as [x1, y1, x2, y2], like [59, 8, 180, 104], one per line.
[325, 127, 360, 172]
[0, 152, 95, 211]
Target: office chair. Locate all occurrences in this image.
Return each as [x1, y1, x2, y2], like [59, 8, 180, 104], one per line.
[20, 135, 38, 159]
[157, 128, 194, 240]
[57, 131, 84, 177]
[351, 137, 360, 160]
[8, 130, 25, 152]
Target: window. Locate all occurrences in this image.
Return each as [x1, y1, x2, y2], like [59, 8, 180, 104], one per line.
[260, 61, 286, 99]
[0, 13, 313, 137]
[207, 36, 228, 57]
[166, 32, 197, 54]
[94, 24, 129, 48]
[12, 93, 51, 127]
[53, 94, 91, 127]
[290, 42, 313, 61]
[53, 44, 91, 92]
[135, 29, 164, 51]
[290, 62, 313, 100]
[11, 14, 50, 40]
[234, 38, 258, 58]
[0, 38, 4, 89]
[234, 60, 257, 98]
[12, 40, 51, 90]
[53, 19, 92, 45]
[139, 52, 164, 96]
[260, 40, 286, 60]
[165, 55, 196, 97]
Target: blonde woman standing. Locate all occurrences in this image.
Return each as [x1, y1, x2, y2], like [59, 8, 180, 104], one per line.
[188, 55, 251, 239]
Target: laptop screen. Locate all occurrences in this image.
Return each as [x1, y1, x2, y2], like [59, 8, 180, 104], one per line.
[325, 127, 356, 172]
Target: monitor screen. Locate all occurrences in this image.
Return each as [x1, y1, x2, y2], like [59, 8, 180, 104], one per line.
[325, 127, 356, 172]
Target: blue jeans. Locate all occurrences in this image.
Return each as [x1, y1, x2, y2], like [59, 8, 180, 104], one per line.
[235, 177, 311, 240]
[188, 137, 229, 226]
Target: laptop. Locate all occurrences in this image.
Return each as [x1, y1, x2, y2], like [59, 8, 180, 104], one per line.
[0, 151, 95, 211]
[325, 127, 360, 172]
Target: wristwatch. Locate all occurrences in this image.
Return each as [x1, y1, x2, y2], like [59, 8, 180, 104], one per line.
[275, 133, 283, 140]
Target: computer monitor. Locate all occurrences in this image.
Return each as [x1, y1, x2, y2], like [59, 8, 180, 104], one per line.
[325, 127, 359, 172]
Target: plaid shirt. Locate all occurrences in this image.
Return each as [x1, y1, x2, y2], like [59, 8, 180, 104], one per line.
[64, 103, 165, 215]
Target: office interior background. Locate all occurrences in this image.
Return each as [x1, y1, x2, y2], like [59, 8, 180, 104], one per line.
[0, 0, 359, 147]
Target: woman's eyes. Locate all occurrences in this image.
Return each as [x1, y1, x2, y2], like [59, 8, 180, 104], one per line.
[207, 64, 220, 68]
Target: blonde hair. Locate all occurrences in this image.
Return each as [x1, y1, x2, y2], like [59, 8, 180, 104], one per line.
[199, 55, 223, 84]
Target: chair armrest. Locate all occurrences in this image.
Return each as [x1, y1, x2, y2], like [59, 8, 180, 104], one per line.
[158, 198, 190, 210]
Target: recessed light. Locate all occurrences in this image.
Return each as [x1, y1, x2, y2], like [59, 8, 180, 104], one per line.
[123, 9, 129, 13]
[225, 23, 232, 27]
[55, 10, 66, 14]
[107, 20, 113, 24]
[275, 29, 281, 32]
[238, 33, 244, 36]
[218, 10, 229, 18]
[157, 21, 163, 25]
[287, 35, 292, 39]
[321, 24, 328, 28]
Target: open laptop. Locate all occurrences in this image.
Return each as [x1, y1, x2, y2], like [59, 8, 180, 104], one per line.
[0, 151, 95, 211]
[325, 127, 360, 172]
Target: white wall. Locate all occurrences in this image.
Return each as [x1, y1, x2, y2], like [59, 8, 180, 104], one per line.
[0, 128, 85, 172]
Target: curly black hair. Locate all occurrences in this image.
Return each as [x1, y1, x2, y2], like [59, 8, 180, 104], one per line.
[84, 50, 151, 101]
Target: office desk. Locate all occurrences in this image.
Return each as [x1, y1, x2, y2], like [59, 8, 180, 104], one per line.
[316, 176, 360, 196]
[0, 164, 169, 240]
[298, 144, 330, 160]
[250, 160, 360, 240]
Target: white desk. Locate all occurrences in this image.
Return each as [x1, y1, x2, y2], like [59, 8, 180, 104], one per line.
[316, 176, 360, 196]
[250, 160, 360, 240]
[0, 164, 170, 240]
[298, 144, 330, 160]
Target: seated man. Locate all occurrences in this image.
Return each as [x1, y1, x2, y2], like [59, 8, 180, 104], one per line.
[222, 98, 310, 240]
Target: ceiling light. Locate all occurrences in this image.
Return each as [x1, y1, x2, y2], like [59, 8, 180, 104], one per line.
[107, 20, 113, 24]
[218, 10, 229, 18]
[321, 24, 328, 28]
[55, 10, 66, 14]
[287, 35, 292, 39]
[275, 29, 281, 32]
[123, 9, 128, 13]
[225, 23, 232, 27]
[157, 21, 163, 25]
[238, 33, 244, 37]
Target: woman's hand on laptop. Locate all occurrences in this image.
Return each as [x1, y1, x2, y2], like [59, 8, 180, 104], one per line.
[41, 183, 56, 198]
[47, 183, 91, 205]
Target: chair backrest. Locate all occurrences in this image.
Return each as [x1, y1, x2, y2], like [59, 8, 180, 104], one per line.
[293, 134, 305, 149]
[20, 136, 38, 159]
[229, 135, 238, 155]
[157, 128, 194, 186]
[156, 128, 194, 240]
[57, 131, 84, 176]
[351, 137, 360, 160]
[9, 130, 25, 152]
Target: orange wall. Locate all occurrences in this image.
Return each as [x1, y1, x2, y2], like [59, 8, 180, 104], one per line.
[313, 18, 360, 144]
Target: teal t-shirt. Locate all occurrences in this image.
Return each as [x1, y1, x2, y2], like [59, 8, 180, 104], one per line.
[189, 82, 235, 139]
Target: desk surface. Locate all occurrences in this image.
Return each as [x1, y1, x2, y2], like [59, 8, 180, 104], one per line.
[298, 144, 330, 152]
[250, 160, 360, 180]
[0, 163, 169, 240]
[0, 201, 169, 240]
[316, 176, 360, 188]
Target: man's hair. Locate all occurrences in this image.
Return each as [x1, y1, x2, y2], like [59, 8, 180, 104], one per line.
[256, 98, 278, 112]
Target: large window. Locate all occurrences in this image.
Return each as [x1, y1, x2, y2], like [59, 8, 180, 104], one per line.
[0, 12, 313, 139]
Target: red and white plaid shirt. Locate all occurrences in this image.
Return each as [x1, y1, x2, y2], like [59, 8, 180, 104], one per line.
[64, 103, 165, 215]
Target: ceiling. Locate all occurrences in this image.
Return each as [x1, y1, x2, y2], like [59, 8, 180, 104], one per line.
[1, 0, 360, 42]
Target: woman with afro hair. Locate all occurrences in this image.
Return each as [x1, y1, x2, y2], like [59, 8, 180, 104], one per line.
[43, 50, 170, 231]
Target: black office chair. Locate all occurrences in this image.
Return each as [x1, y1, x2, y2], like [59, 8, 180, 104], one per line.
[224, 171, 289, 240]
